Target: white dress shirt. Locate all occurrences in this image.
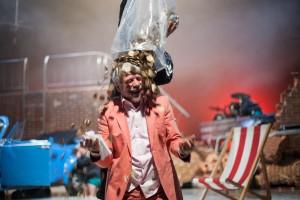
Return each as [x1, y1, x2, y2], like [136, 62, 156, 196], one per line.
[122, 98, 160, 198]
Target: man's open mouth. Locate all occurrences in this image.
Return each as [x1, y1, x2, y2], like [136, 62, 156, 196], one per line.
[129, 90, 141, 97]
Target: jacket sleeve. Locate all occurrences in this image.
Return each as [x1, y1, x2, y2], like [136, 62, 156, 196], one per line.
[94, 110, 113, 168]
[163, 96, 190, 162]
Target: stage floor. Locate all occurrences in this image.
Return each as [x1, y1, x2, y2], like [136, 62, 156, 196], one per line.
[182, 188, 300, 199]
[5, 187, 300, 199]
[43, 187, 300, 199]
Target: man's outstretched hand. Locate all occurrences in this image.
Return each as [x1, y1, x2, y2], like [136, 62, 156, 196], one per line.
[179, 137, 194, 158]
[80, 136, 100, 155]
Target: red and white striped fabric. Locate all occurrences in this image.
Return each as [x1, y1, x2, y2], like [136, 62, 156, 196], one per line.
[192, 124, 270, 191]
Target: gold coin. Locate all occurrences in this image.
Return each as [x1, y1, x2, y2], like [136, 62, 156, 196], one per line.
[146, 55, 154, 63]
[128, 51, 135, 57]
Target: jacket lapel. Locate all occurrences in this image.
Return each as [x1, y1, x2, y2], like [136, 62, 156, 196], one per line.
[114, 104, 132, 155]
[113, 100, 161, 155]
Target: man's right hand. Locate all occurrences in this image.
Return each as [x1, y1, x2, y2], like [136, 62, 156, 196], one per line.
[80, 137, 101, 155]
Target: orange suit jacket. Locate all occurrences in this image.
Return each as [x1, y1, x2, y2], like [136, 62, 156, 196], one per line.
[95, 95, 187, 200]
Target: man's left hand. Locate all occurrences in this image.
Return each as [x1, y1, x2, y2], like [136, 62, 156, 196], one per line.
[179, 138, 194, 158]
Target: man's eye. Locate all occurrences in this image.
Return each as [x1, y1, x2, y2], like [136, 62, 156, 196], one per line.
[125, 79, 133, 84]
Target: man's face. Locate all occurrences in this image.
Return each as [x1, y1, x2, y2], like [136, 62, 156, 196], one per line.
[118, 72, 143, 105]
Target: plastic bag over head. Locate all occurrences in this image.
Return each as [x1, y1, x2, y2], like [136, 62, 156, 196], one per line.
[111, 0, 176, 82]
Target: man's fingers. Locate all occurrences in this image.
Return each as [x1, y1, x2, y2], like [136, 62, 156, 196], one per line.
[180, 139, 195, 153]
[189, 138, 195, 149]
[93, 139, 100, 151]
[80, 138, 100, 153]
[85, 138, 92, 147]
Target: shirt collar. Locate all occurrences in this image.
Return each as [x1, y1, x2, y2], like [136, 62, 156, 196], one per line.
[121, 97, 143, 112]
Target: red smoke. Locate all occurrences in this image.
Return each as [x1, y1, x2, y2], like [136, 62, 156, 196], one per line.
[165, 67, 296, 136]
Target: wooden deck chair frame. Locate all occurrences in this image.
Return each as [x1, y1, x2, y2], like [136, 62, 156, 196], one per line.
[198, 123, 273, 200]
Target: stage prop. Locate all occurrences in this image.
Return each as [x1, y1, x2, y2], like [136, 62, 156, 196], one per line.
[112, 0, 178, 85]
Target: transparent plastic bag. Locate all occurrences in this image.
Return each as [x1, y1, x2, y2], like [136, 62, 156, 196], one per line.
[111, 0, 177, 74]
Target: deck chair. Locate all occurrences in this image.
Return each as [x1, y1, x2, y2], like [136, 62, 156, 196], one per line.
[192, 123, 272, 200]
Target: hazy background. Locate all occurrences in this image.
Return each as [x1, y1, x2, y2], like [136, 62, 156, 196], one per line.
[0, 0, 299, 134]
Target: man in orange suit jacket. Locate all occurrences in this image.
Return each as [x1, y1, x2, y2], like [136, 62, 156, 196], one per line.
[82, 51, 193, 200]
